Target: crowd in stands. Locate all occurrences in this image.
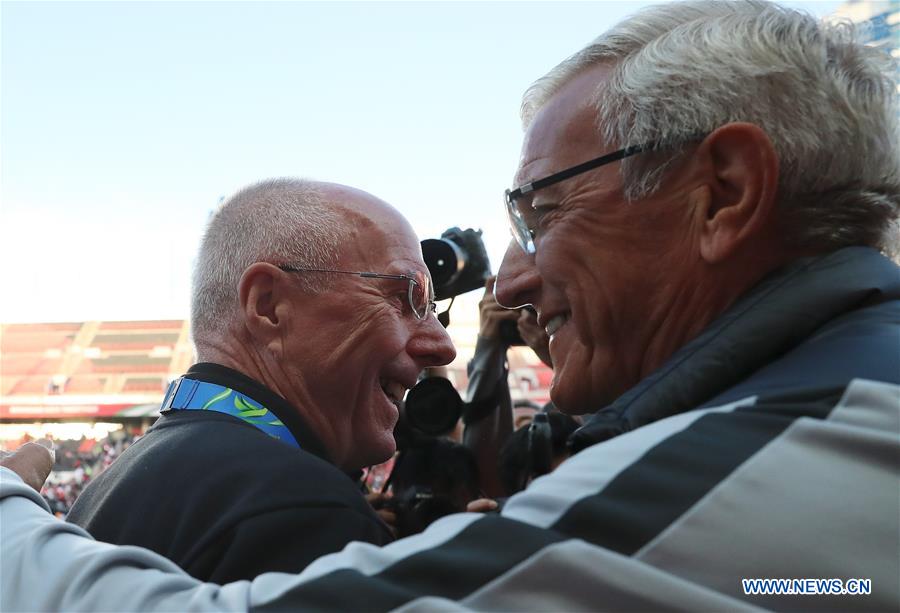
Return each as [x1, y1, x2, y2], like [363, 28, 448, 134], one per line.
[38, 431, 142, 517]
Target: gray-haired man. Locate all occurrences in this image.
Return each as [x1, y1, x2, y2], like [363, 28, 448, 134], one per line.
[2, 1, 899, 610]
[66, 179, 456, 582]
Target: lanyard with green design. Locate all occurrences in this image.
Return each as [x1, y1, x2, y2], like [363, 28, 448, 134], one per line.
[160, 377, 300, 449]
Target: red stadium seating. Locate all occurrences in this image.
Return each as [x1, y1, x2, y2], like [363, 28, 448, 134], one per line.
[1, 321, 186, 407]
[0, 355, 43, 375]
[98, 320, 182, 331]
[122, 377, 167, 392]
[91, 333, 180, 351]
[1, 318, 552, 415]
[65, 376, 108, 394]
[8, 376, 56, 395]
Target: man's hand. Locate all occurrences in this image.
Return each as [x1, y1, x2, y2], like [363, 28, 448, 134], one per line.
[466, 498, 499, 513]
[0, 441, 54, 493]
[365, 491, 398, 537]
[479, 276, 520, 340]
[517, 308, 552, 367]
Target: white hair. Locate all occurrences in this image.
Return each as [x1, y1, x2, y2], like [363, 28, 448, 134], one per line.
[190, 178, 344, 343]
[522, 0, 900, 254]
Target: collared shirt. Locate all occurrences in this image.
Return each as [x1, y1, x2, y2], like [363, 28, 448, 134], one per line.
[66, 362, 393, 583]
[181, 362, 333, 461]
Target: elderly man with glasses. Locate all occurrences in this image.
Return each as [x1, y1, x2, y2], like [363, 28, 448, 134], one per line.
[494, 4, 900, 446]
[2, 1, 899, 611]
[64, 178, 456, 582]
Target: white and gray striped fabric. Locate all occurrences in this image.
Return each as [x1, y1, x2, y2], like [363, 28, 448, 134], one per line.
[5, 379, 895, 612]
[247, 379, 898, 612]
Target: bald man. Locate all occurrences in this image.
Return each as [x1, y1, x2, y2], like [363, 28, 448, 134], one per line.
[67, 178, 456, 582]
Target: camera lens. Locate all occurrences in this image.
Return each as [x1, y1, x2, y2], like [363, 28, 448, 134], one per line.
[403, 377, 462, 436]
[421, 239, 464, 288]
[421, 228, 492, 301]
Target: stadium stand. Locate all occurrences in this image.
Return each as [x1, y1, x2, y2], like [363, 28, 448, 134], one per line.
[122, 376, 168, 393]
[0, 320, 192, 419]
[1, 315, 553, 419]
[64, 375, 108, 395]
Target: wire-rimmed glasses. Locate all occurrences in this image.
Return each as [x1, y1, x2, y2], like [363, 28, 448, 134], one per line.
[278, 266, 437, 320]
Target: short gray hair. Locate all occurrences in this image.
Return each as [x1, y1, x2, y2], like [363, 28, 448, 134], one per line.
[190, 178, 343, 342]
[522, 0, 900, 254]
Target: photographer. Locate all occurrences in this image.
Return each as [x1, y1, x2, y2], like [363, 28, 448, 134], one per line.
[367, 366, 479, 537]
[380, 437, 479, 537]
[498, 409, 579, 495]
[463, 276, 552, 497]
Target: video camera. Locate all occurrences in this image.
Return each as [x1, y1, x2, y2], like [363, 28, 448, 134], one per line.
[421, 227, 526, 345]
[383, 370, 497, 536]
[372, 480, 468, 538]
[421, 227, 491, 302]
[400, 376, 462, 439]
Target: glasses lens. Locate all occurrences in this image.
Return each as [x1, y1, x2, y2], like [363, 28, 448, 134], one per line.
[409, 272, 432, 319]
[505, 190, 536, 254]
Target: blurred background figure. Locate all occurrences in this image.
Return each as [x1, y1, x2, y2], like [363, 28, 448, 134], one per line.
[499, 409, 580, 495]
[462, 276, 554, 497]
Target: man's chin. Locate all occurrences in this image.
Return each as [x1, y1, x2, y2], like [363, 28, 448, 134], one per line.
[549, 360, 589, 415]
[352, 437, 396, 470]
[550, 390, 591, 415]
[551, 345, 631, 413]
[549, 369, 613, 415]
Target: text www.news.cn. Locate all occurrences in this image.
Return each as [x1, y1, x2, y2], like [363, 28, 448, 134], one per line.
[742, 578, 871, 596]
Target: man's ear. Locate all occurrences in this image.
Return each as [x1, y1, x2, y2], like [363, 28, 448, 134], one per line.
[692, 123, 779, 263]
[238, 263, 292, 356]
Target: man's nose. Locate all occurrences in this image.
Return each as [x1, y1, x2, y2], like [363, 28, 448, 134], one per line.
[409, 314, 457, 367]
[495, 239, 540, 309]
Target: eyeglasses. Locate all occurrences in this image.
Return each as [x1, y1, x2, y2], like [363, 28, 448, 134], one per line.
[278, 266, 438, 320]
[504, 141, 656, 254]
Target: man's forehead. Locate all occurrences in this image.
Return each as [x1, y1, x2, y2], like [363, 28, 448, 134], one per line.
[340, 229, 424, 270]
[335, 216, 427, 277]
[517, 64, 614, 180]
[312, 184, 431, 285]
[323, 185, 423, 268]
[324, 186, 399, 226]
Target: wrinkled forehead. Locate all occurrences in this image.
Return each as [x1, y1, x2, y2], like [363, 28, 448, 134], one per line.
[330, 193, 428, 277]
[516, 65, 614, 184]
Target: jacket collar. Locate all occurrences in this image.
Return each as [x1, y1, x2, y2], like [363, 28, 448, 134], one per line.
[570, 247, 900, 450]
[182, 362, 334, 464]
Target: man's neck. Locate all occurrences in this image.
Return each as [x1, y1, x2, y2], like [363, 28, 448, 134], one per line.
[196, 340, 270, 389]
[194, 336, 348, 470]
[640, 248, 793, 384]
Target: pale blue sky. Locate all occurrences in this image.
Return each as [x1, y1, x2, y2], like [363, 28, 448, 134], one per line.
[1, 1, 840, 323]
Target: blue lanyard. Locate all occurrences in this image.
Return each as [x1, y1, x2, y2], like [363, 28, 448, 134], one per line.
[160, 377, 301, 449]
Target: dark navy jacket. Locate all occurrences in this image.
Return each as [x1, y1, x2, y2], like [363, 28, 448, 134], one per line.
[67, 363, 393, 583]
[571, 247, 900, 451]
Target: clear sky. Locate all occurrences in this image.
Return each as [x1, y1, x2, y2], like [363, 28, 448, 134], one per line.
[1, 0, 841, 323]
